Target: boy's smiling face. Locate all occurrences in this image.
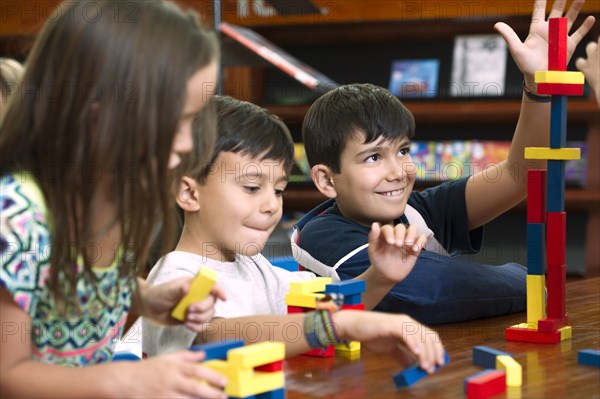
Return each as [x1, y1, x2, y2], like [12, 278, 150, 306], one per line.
[195, 151, 288, 261]
[331, 133, 416, 226]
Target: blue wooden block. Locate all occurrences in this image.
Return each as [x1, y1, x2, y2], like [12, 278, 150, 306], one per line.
[550, 96, 567, 149]
[578, 349, 600, 367]
[190, 339, 245, 361]
[342, 293, 362, 305]
[112, 352, 141, 362]
[325, 280, 367, 296]
[527, 223, 545, 275]
[256, 388, 285, 399]
[547, 160, 565, 213]
[472, 346, 511, 369]
[393, 351, 450, 388]
[270, 256, 299, 272]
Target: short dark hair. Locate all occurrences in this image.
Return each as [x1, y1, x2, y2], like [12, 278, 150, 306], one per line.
[194, 96, 294, 182]
[302, 83, 415, 173]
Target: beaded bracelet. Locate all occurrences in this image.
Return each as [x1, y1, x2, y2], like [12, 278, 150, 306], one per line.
[303, 309, 346, 348]
[523, 80, 552, 103]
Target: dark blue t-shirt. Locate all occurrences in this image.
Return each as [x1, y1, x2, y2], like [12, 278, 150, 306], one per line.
[295, 178, 526, 325]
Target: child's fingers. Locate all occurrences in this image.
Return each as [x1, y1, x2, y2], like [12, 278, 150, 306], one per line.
[411, 234, 429, 253]
[368, 222, 382, 244]
[210, 284, 227, 301]
[392, 223, 408, 246]
[380, 224, 397, 245]
[402, 225, 419, 247]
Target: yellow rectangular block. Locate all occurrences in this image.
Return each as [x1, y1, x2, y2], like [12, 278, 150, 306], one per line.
[285, 292, 325, 308]
[227, 342, 285, 369]
[289, 277, 332, 294]
[535, 71, 585, 84]
[511, 322, 537, 330]
[559, 325, 572, 341]
[203, 360, 284, 397]
[526, 274, 546, 328]
[171, 267, 217, 321]
[335, 341, 361, 352]
[228, 371, 284, 398]
[496, 355, 523, 386]
[524, 147, 580, 161]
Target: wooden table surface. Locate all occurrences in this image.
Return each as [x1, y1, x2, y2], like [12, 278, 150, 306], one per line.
[283, 277, 600, 398]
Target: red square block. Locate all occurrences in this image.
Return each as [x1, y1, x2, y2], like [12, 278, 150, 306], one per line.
[546, 212, 566, 266]
[303, 345, 335, 357]
[255, 360, 284, 372]
[538, 316, 569, 333]
[506, 327, 561, 343]
[341, 303, 365, 311]
[527, 170, 546, 223]
[537, 83, 584, 96]
[546, 263, 567, 320]
[287, 305, 308, 314]
[466, 370, 506, 399]
[549, 17, 568, 71]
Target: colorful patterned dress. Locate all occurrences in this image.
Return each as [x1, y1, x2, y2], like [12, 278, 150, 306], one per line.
[1, 172, 134, 366]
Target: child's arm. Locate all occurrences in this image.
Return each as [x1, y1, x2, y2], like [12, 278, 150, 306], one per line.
[576, 36, 600, 106]
[0, 288, 227, 398]
[198, 311, 445, 373]
[465, 0, 595, 230]
[354, 223, 428, 310]
[133, 276, 226, 330]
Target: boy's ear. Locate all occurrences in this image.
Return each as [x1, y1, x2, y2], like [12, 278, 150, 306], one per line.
[176, 176, 201, 212]
[311, 164, 337, 199]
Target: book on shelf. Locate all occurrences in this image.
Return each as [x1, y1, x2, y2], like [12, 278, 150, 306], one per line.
[219, 22, 338, 94]
[450, 34, 507, 98]
[388, 59, 439, 99]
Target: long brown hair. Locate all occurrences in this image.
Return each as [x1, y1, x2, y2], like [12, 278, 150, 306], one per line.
[0, 0, 219, 313]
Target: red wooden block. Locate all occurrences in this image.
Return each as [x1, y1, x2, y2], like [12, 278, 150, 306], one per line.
[341, 303, 365, 311]
[287, 305, 308, 314]
[255, 360, 284, 372]
[546, 212, 566, 266]
[538, 316, 569, 333]
[546, 263, 567, 320]
[303, 345, 335, 357]
[549, 18, 568, 71]
[537, 83, 584, 96]
[505, 327, 561, 343]
[466, 370, 506, 399]
[527, 170, 546, 223]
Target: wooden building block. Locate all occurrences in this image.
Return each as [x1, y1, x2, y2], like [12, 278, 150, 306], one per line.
[538, 316, 568, 333]
[506, 325, 561, 343]
[303, 345, 335, 357]
[256, 387, 286, 399]
[527, 170, 546, 223]
[548, 17, 568, 71]
[285, 292, 325, 308]
[560, 325, 572, 340]
[289, 277, 332, 294]
[190, 339, 244, 361]
[255, 360, 284, 372]
[547, 160, 566, 213]
[537, 82, 584, 96]
[546, 212, 566, 266]
[340, 303, 365, 311]
[286, 305, 308, 314]
[465, 370, 506, 399]
[526, 274, 546, 327]
[393, 351, 450, 388]
[325, 280, 366, 296]
[550, 96, 567, 148]
[578, 349, 600, 367]
[496, 355, 523, 386]
[524, 147, 580, 161]
[335, 341, 361, 352]
[204, 358, 285, 398]
[171, 267, 217, 321]
[527, 223, 545, 275]
[342, 293, 363, 305]
[534, 70, 585, 84]
[473, 346, 511, 369]
[228, 342, 285, 369]
[546, 264, 567, 321]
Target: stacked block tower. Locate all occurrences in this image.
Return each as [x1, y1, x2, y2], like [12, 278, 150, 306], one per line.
[506, 17, 584, 344]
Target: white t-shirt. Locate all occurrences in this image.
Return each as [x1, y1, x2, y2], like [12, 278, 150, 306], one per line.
[142, 251, 314, 356]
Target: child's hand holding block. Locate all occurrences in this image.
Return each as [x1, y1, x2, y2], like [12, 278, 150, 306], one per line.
[171, 267, 218, 321]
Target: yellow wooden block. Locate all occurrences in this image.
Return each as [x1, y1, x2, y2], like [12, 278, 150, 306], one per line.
[335, 341, 361, 352]
[511, 322, 537, 330]
[524, 147, 580, 161]
[285, 292, 325, 308]
[171, 267, 217, 321]
[227, 342, 285, 369]
[203, 360, 284, 397]
[496, 355, 523, 387]
[559, 325, 572, 341]
[526, 274, 546, 328]
[535, 71, 585, 84]
[337, 350, 361, 361]
[289, 277, 332, 294]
